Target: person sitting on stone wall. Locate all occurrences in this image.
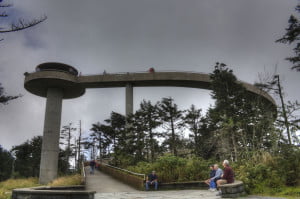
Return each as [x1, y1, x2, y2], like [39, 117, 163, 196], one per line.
[205, 165, 216, 189]
[145, 171, 158, 191]
[216, 160, 234, 195]
[209, 164, 223, 191]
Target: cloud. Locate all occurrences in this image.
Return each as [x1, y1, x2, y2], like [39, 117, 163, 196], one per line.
[0, 0, 299, 150]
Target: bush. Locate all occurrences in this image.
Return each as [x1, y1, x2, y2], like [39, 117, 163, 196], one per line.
[128, 154, 213, 183]
[127, 149, 300, 198]
[233, 150, 300, 195]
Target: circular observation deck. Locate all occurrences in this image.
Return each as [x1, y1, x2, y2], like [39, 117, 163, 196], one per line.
[35, 62, 79, 76]
[24, 62, 85, 99]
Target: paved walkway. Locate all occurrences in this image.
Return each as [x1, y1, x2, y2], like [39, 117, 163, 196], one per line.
[85, 167, 286, 199]
[85, 167, 136, 193]
[94, 191, 286, 199]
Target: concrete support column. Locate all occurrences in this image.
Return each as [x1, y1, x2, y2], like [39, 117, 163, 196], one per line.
[125, 83, 133, 116]
[39, 88, 63, 184]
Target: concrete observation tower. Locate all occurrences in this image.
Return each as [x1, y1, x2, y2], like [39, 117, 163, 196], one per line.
[24, 63, 85, 184]
[25, 62, 276, 184]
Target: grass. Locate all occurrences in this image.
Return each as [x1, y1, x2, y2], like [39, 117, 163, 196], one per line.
[47, 174, 83, 186]
[269, 186, 300, 199]
[280, 187, 300, 199]
[0, 178, 39, 199]
[251, 185, 300, 199]
[0, 174, 83, 199]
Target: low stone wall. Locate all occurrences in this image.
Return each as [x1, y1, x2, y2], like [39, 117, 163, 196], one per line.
[98, 164, 144, 190]
[218, 180, 245, 198]
[12, 185, 95, 199]
[159, 181, 207, 190]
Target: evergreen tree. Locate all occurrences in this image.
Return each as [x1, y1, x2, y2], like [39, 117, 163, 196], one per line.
[90, 122, 112, 161]
[101, 112, 126, 165]
[159, 97, 183, 156]
[126, 111, 147, 163]
[137, 100, 162, 162]
[0, 145, 13, 181]
[208, 63, 277, 161]
[276, 4, 300, 71]
[12, 136, 42, 177]
[208, 63, 246, 160]
[11, 136, 69, 177]
[182, 105, 211, 158]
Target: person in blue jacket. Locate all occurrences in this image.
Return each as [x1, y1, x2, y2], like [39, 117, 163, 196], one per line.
[209, 164, 223, 191]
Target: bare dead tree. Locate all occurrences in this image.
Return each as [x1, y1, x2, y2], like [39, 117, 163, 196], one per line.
[255, 70, 300, 145]
[0, 2, 47, 41]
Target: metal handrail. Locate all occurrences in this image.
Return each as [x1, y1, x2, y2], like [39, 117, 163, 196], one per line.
[102, 163, 145, 180]
[81, 70, 209, 77]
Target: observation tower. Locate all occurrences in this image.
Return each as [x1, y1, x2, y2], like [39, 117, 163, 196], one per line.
[24, 62, 276, 184]
[25, 62, 85, 184]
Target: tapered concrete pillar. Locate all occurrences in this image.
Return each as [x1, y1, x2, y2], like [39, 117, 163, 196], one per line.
[39, 88, 63, 184]
[126, 83, 133, 116]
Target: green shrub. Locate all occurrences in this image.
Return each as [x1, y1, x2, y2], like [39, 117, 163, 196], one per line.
[126, 149, 300, 198]
[234, 151, 290, 194]
[128, 154, 213, 183]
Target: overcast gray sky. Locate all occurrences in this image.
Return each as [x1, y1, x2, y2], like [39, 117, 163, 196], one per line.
[0, 0, 299, 150]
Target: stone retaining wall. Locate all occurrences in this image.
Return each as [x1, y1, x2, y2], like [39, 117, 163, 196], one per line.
[218, 180, 246, 198]
[12, 185, 95, 199]
[159, 181, 207, 190]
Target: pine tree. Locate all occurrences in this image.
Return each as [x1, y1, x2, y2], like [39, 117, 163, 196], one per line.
[101, 112, 126, 165]
[159, 97, 183, 156]
[276, 4, 300, 71]
[126, 111, 147, 163]
[11, 136, 42, 177]
[137, 100, 162, 162]
[208, 62, 276, 161]
[182, 105, 211, 157]
[90, 122, 113, 161]
[11, 136, 69, 177]
[0, 145, 13, 181]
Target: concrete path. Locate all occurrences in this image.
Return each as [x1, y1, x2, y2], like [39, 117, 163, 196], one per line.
[93, 190, 287, 199]
[85, 167, 136, 193]
[94, 190, 221, 199]
[85, 167, 286, 199]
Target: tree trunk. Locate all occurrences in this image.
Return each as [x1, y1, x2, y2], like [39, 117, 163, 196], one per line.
[149, 128, 154, 162]
[276, 75, 292, 144]
[170, 117, 177, 156]
[231, 132, 238, 162]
